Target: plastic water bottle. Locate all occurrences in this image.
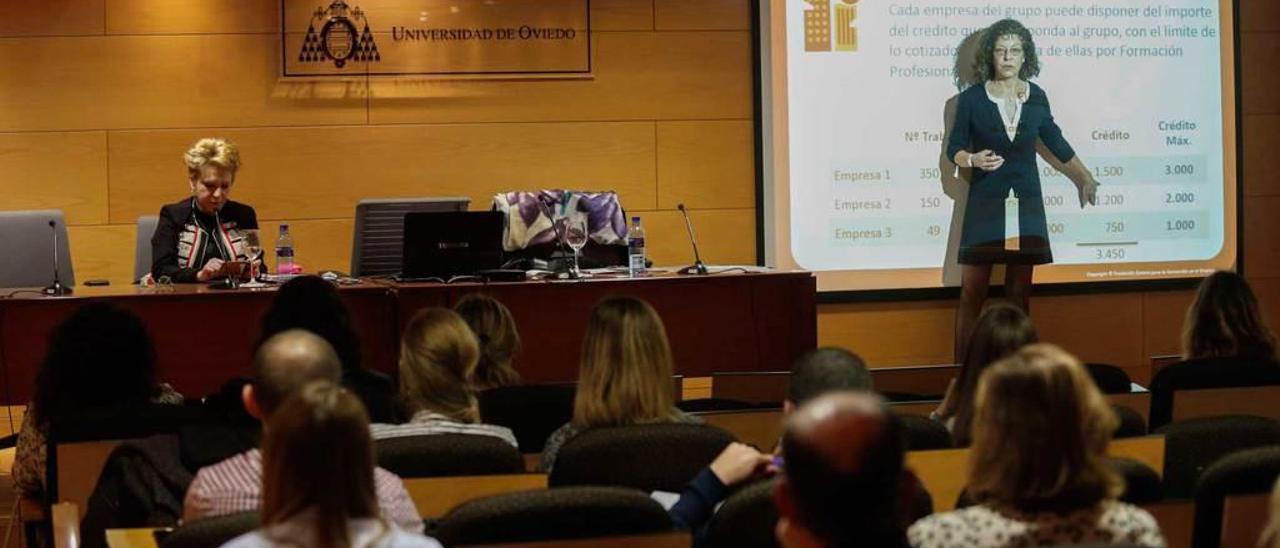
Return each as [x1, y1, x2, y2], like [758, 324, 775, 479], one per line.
[275, 223, 295, 275]
[627, 216, 646, 277]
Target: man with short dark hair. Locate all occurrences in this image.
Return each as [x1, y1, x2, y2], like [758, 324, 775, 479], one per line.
[786, 347, 872, 412]
[183, 330, 423, 532]
[773, 392, 909, 548]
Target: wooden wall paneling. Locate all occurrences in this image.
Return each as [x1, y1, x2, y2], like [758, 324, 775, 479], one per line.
[106, 0, 278, 35]
[1248, 277, 1280, 333]
[818, 301, 956, 367]
[0, 0, 105, 37]
[255, 218, 355, 275]
[1031, 293, 1145, 371]
[107, 122, 659, 223]
[654, 0, 752, 31]
[66, 224, 137, 284]
[638, 208, 755, 267]
[367, 31, 752, 124]
[0, 35, 367, 132]
[1241, 32, 1279, 115]
[1139, 290, 1196, 385]
[0, 131, 109, 224]
[1241, 0, 1280, 32]
[1243, 114, 1280, 196]
[1243, 196, 1280, 278]
[657, 120, 755, 210]
[591, 0, 655, 31]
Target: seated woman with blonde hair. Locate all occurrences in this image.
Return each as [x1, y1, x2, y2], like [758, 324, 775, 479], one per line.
[908, 344, 1166, 547]
[369, 308, 517, 448]
[538, 296, 698, 471]
[151, 137, 259, 283]
[223, 382, 440, 548]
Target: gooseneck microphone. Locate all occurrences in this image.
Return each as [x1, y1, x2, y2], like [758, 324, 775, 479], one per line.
[677, 203, 709, 275]
[43, 219, 72, 296]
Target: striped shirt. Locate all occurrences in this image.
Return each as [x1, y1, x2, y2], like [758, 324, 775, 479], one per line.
[182, 449, 424, 534]
[370, 410, 519, 449]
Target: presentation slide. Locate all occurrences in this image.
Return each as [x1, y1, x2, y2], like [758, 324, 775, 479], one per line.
[762, 0, 1238, 292]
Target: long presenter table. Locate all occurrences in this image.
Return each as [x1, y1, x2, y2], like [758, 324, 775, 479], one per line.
[0, 271, 816, 404]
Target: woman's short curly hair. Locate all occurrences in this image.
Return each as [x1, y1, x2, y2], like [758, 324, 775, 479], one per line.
[184, 137, 241, 180]
[974, 19, 1040, 82]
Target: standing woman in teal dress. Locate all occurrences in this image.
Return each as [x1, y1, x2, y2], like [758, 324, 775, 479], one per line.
[949, 19, 1101, 360]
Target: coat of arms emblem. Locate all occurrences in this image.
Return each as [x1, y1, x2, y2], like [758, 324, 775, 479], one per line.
[298, 0, 380, 68]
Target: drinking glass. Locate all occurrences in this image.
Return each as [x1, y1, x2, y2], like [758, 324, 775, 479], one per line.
[242, 230, 263, 282]
[563, 218, 588, 278]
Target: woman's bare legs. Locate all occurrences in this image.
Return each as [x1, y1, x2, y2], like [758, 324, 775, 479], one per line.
[1004, 263, 1034, 313]
[955, 263, 993, 362]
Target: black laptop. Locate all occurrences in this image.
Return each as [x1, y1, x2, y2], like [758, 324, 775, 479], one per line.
[401, 211, 505, 280]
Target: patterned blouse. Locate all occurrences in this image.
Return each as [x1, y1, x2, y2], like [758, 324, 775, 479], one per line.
[907, 501, 1166, 547]
[369, 410, 519, 449]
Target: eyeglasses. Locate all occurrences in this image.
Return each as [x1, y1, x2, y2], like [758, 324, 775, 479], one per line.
[994, 47, 1025, 59]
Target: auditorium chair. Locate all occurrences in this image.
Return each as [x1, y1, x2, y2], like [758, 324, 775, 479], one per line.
[0, 209, 75, 288]
[478, 383, 576, 453]
[24, 403, 209, 547]
[704, 479, 778, 548]
[1111, 404, 1147, 438]
[1191, 445, 1280, 548]
[675, 397, 761, 413]
[133, 215, 160, 282]
[159, 511, 258, 548]
[549, 423, 735, 492]
[1109, 458, 1162, 504]
[1085, 362, 1133, 395]
[1156, 415, 1280, 499]
[375, 434, 524, 478]
[1148, 356, 1280, 429]
[898, 414, 953, 450]
[434, 486, 675, 546]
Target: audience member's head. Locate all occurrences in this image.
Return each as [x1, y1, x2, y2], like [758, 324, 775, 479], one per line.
[968, 344, 1120, 513]
[399, 308, 481, 423]
[1182, 270, 1277, 361]
[952, 300, 1038, 445]
[247, 329, 342, 420]
[261, 381, 379, 548]
[774, 392, 908, 548]
[261, 275, 362, 374]
[786, 347, 872, 412]
[573, 296, 675, 429]
[33, 303, 162, 428]
[454, 293, 522, 390]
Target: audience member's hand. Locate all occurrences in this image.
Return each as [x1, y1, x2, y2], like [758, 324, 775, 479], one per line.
[197, 258, 226, 282]
[709, 442, 771, 486]
[933, 378, 958, 419]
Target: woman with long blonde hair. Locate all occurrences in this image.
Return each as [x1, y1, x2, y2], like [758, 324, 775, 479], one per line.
[909, 344, 1165, 547]
[538, 296, 697, 471]
[223, 382, 440, 548]
[369, 308, 517, 447]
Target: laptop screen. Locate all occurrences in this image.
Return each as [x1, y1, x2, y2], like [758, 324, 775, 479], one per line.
[402, 211, 505, 279]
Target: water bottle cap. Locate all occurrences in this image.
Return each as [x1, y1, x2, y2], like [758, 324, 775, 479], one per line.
[631, 216, 640, 223]
[280, 223, 289, 231]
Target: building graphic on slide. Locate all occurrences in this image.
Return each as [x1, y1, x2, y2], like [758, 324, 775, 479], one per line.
[804, 0, 858, 53]
[834, 0, 858, 51]
[803, 0, 831, 52]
